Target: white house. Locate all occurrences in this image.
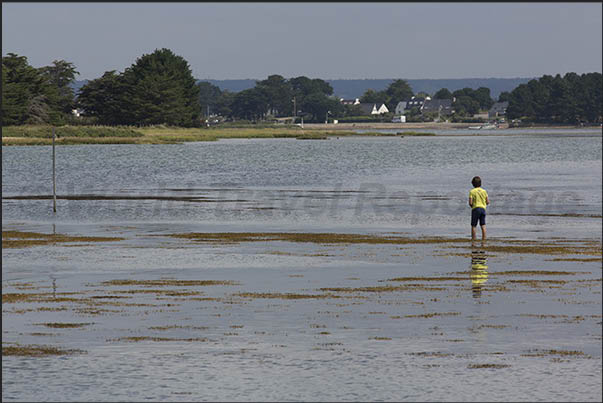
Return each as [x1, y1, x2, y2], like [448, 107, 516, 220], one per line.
[375, 103, 389, 114]
[358, 103, 389, 115]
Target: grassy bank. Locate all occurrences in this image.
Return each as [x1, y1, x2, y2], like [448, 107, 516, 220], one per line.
[1, 125, 417, 146]
[2, 125, 148, 146]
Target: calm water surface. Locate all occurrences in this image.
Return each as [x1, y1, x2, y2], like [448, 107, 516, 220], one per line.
[2, 129, 602, 401]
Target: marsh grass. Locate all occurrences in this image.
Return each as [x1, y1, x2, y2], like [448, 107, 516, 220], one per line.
[296, 134, 328, 140]
[153, 134, 218, 143]
[397, 131, 437, 136]
[2, 125, 419, 145]
[2, 125, 143, 138]
[1, 125, 151, 146]
[346, 132, 398, 137]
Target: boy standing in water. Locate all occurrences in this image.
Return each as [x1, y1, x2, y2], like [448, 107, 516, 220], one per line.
[469, 176, 490, 241]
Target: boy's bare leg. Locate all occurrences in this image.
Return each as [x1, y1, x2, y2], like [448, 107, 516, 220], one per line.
[480, 225, 487, 240]
[471, 226, 477, 240]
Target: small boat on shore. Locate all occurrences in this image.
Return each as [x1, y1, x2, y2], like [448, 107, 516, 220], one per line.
[469, 123, 498, 130]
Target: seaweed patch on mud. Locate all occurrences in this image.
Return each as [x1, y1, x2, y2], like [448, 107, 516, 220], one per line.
[467, 243, 601, 256]
[319, 285, 446, 293]
[384, 276, 467, 283]
[521, 349, 591, 358]
[2, 230, 124, 248]
[2, 343, 85, 357]
[108, 336, 210, 343]
[491, 270, 584, 276]
[546, 257, 602, 262]
[167, 232, 602, 260]
[234, 292, 338, 300]
[168, 232, 468, 245]
[148, 325, 211, 331]
[406, 352, 453, 357]
[467, 363, 511, 369]
[100, 279, 238, 287]
[35, 322, 94, 329]
[405, 312, 461, 318]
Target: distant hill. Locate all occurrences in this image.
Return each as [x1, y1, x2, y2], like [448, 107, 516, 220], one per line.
[72, 77, 534, 100]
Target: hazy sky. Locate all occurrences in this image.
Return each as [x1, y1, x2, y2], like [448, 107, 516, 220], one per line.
[2, 2, 602, 81]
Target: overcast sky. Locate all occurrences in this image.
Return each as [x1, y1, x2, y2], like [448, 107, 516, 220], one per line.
[2, 2, 602, 81]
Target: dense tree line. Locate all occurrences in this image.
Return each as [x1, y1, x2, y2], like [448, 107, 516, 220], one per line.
[199, 74, 343, 122]
[2, 53, 78, 125]
[431, 86, 495, 117]
[505, 73, 602, 124]
[358, 79, 414, 112]
[78, 48, 200, 126]
[3, 48, 601, 126]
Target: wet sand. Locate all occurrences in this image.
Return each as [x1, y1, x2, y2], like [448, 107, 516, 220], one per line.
[2, 226, 601, 401]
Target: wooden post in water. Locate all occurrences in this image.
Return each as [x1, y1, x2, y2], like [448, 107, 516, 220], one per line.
[52, 127, 57, 213]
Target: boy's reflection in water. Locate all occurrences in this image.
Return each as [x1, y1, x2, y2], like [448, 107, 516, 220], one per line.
[470, 241, 488, 298]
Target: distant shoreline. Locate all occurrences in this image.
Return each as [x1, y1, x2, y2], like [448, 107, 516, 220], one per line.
[2, 123, 601, 146]
[301, 122, 602, 130]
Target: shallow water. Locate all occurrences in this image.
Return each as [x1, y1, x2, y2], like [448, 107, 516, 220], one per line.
[2, 129, 602, 401]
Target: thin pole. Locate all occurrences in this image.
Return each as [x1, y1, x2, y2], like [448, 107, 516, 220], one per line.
[52, 127, 56, 213]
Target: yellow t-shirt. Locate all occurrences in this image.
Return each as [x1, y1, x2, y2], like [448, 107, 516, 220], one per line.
[469, 187, 488, 210]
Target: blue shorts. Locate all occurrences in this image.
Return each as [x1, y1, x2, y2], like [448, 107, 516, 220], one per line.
[471, 208, 486, 227]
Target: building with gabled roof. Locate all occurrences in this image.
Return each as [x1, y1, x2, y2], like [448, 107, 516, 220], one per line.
[489, 101, 509, 119]
[358, 103, 389, 115]
[422, 98, 454, 115]
[340, 98, 360, 105]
